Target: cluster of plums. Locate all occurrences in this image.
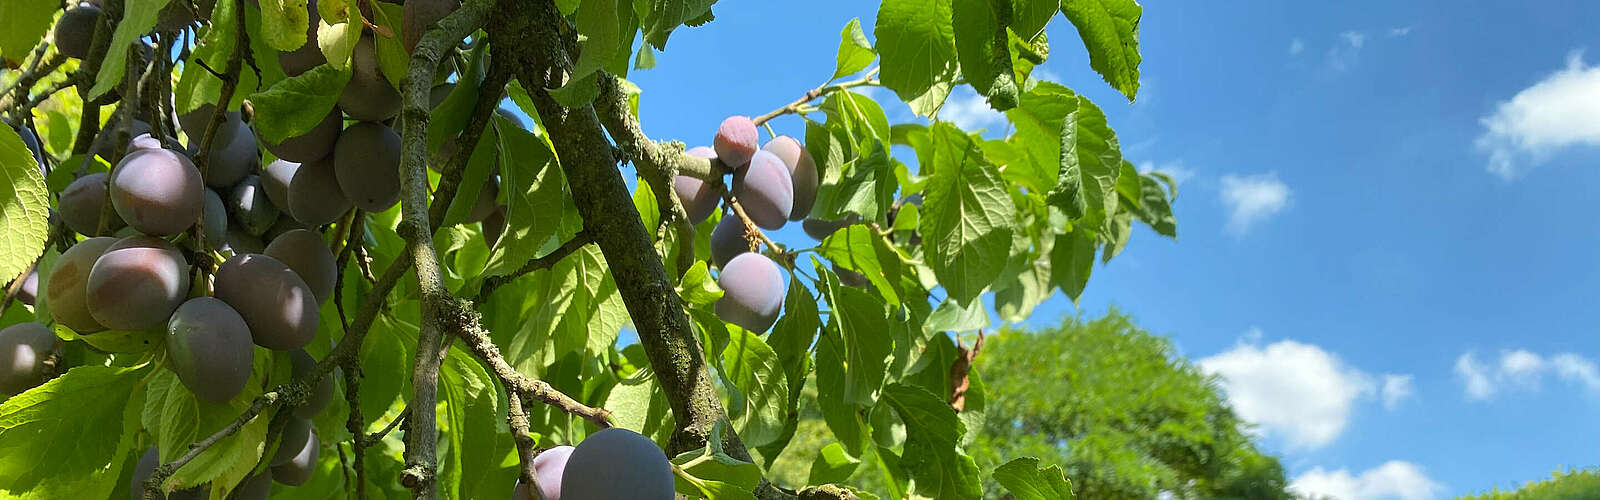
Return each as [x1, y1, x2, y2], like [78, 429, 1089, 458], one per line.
[682, 116, 866, 333]
[512, 428, 675, 500]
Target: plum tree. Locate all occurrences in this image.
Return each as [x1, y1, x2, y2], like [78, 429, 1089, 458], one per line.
[710, 214, 748, 269]
[263, 229, 336, 304]
[731, 150, 793, 230]
[332, 121, 402, 211]
[202, 188, 228, 249]
[277, 0, 325, 76]
[85, 236, 190, 331]
[46, 237, 117, 333]
[288, 350, 334, 418]
[713, 116, 758, 168]
[673, 146, 723, 224]
[165, 297, 254, 403]
[338, 36, 401, 122]
[59, 173, 126, 236]
[286, 156, 352, 226]
[715, 253, 785, 333]
[0, 323, 61, 395]
[109, 148, 204, 236]
[201, 113, 257, 188]
[263, 109, 340, 163]
[762, 136, 818, 221]
[213, 253, 319, 350]
[228, 174, 280, 235]
[271, 424, 319, 486]
[130, 447, 208, 500]
[51, 4, 100, 60]
[559, 428, 673, 499]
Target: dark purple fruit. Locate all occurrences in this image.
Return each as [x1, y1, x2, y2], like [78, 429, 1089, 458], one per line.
[263, 109, 340, 163]
[13, 269, 38, 306]
[277, 0, 325, 76]
[271, 424, 318, 486]
[802, 215, 857, 241]
[559, 428, 673, 499]
[287, 156, 351, 226]
[86, 236, 190, 331]
[332, 121, 401, 212]
[203, 188, 228, 248]
[0, 323, 61, 395]
[53, 4, 101, 60]
[222, 225, 265, 256]
[109, 148, 204, 236]
[202, 113, 257, 188]
[166, 297, 254, 403]
[710, 214, 748, 269]
[59, 173, 126, 236]
[482, 207, 505, 248]
[713, 116, 758, 169]
[714, 253, 784, 333]
[763, 136, 818, 220]
[674, 146, 723, 225]
[228, 175, 280, 235]
[261, 159, 297, 209]
[213, 253, 318, 350]
[288, 350, 333, 418]
[230, 472, 273, 500]
[263, 229, 335, 304]
[47, 237, 117, 333]
[337, 35, 400, 122]
[731, 150, 793, 230]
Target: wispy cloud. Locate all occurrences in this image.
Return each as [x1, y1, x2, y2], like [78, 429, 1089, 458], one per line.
[1137, 160, 1195, 186]
[1327, 30, 1367, 71]
[1219, 173, 1290, 234]
[1289, 38, 1305, 56]
[1476, 50, 1600, 179]
[1381, 375, 1415, 410]
[1455, 349, 1600, 400]
[1198, 333, 1408, 450]
[1292, 461, 1444, 500]
[1388, 26, 1414, 37]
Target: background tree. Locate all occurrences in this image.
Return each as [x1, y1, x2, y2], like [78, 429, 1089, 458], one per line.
[1458, 468, 1600, 500]
[0, 0, 1176, 499]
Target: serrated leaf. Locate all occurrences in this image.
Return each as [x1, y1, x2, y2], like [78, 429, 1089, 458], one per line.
[0, 126, 50, 284]
[818, 225, 907, 306]
[89, 0, 171, 100]
[371, 2, 408, 89]
[144, 361, 268, 492]
[916, 122, 1013, 305]
[811, 131, 894, 222]
[814, 327, 868, 457]
[316, 0, 362, 69]
[874, 0, 957, 106]
[1007, 82, 1122, 226]
[245, 64, 350, 144]
[881, 383, 982, 500]
[604, 366, 675, 442]
[439, 345, 504, 500]
[563, 0, 623, 89]
[720, 327, 787, 448]
[0, 365, 146, 498]
[1011, 0, 1057, 42]
[0, 0, 57, 65]
[818, 267, 892, 407]
[925, 295, 989, 333]
[672, 421, 762, 498]
[552, 246, 627, 358]
[807, 442, 861, 485]
[952, 0, 1017, 110]
[766, 277, 816, 411]
[1060, 0, 1141, 100]
[832, 18, 876, 80]
[174, 0, 282, 114]
[993, 457, 1076, 500]
[481, 119, 575, 278]
[258, 0, 311, 51]
[1050, 227, 1095, 303]
[677, 260, 723, 307]
[547, 71, 601, 107]
[641, 0, 716, 50]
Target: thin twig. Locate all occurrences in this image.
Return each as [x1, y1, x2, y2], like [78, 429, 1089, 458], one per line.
[507, 393, 545, 500]
[721, 191, 782, 255]
[443, 299, 613, 429]
[474, 232, 592, 302]
[750, 67, 879, 126]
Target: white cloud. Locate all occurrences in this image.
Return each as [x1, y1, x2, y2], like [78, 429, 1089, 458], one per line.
[1219, 173, 1290, 234]
[1381, 375, 1414, 410]
[1455, 349, 1600, 400]
[1137, 160, 1196, 186]
[1199, 337, 1374, 449]
[1290, 38, 1306, 56]
[1326, 31, 1367, 71]
[1476, 50, 1600, 179]
[1341, 31, 1368, 48]
[937, 86, 1006, 133]
[1388, 26, 1414, 37]
[1292, 461, 1444, 500]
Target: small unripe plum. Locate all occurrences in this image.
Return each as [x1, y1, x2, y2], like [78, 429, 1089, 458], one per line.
[713, 116, 758, 168]
[109, 148, 204, 236]
[403, 0, 461, 53]
[338, 36, 401, 122]
[214, 253, 319, 350]
[166, 297, 254, 403]
[287, 156, 352, 226]
[288, 349, 333, 418]
[202, 188, 228, 248]
[229, 175, 280, 235]
[202, 113, 258, 188]
[332, 121, 401, 212]
[53, 4, 101, 60]
[59, 173, 126, 236]
[0, 323, 62, 395]
[130, 447, 209, 500]
[710, 214, 748, 269]
[261, 159, 297, 209]
[731, 150, 793, 230]
[277, 0, 325, 76]
[264, 109, 340, 163]
[762, 136, 818, 220]
[47, 237, 117, 333]
[559, 428, 673, 499]
[714, 253, 784, 333]
[264, 229, 336, 304]
[86, 236, 190, 331]
[271, 423, 319, 486]
[802, 215, 857, 241]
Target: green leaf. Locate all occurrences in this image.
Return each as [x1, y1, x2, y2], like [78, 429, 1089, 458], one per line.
[916, 123, 1013, 305]
[142, 368, 267, 492]
[1130, 171, 1176, 238]
[818, 270, 893, 407]
[677, 260, 724, 307]
[175, 0, 283, 114]
[0, 0, 56, 65]
[1010, 0, 1058, 42]
[766, 276, 817, 411]
[952, 0, 1018, 110]
[1050, 227, 1095, 303]
[371, 2, 409, 89]
[874, 0, 957, 106]
[0, 365, 146, 498]
[993, 457, 1077, 500]
[257, 0, 311, 51]
[481, 119, 575, 279]
[439, 345, 505, 500]
[245, 64, 351, 144]
[89, 0, 172, 100]
[439, 121, 501, 227]
[604, 366, 676, 442]
[671, 421, 763, 499]
[547, 71, 601, 107]
[814, 326, 869, 457]
[1060, 0, 1142, 101]
[817, 225, 907, 306]
[821, 90, 891, 148]
[552, 246, 628, 358]
[880, 383, 982, 500]
[720, 327, 788, 448]
[925, 295, 989, 333]
[316, 0, 363, 69]
[563, 0, 624, 90]
[1007, 82, 1122, 225]
[0, 126, 50, 285]
[810, 132, 895, 222]
[808, 442, 862, 485]
[832, 18, 876, 80]
[641, 0, 716, 50]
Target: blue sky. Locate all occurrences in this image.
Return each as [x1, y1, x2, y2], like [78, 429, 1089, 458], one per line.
[607, 1, 1600, 498]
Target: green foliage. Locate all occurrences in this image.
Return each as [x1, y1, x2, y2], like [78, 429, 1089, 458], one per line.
[1458, 468, 1600, 500]
[0, 0, 56, 65]
[1059, 0, 1143, 101]
[245, 64, 351, 144]
[0, 126, 49, 285]
[88, 0, 171, 100]
[0, 365, 146, 498]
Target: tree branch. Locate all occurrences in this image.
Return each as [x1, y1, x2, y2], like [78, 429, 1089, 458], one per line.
[474, 231, 592, 303]
[441, 298, 613, 428]
[749, 67, 879, 126]
[426, 56, 510, 230]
